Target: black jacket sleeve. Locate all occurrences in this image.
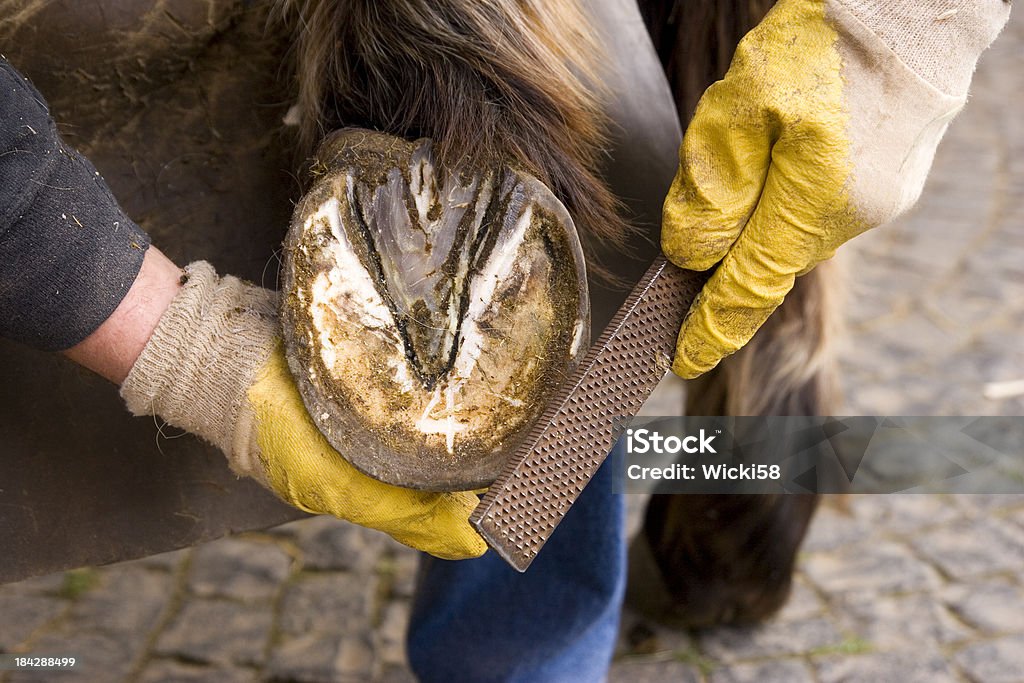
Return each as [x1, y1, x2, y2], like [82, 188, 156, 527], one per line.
[0, 56, 151, 351]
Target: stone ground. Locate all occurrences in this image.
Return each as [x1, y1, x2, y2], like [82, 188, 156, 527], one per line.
[2, 9, 1023, 683]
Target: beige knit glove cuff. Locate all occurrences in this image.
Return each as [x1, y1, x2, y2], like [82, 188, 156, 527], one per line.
[120, 261, 279, 483]
[836, 0, 1011, 95]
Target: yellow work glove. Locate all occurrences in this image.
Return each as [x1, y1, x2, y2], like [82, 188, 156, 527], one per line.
[121, 261, 486, 560]
[662, 0, 1010, 379]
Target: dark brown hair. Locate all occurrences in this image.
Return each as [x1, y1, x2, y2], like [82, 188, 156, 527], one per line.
[639, 0, 777, 118]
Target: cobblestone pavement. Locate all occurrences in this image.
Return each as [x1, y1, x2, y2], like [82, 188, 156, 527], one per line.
[2, 9, 1023, 683]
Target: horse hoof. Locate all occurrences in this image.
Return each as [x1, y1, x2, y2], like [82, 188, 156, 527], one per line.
[281, 128, 589, 491]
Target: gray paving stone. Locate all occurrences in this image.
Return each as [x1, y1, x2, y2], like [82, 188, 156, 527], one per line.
[944, 581, 1024, 634]
[266, 632, 376, 683]
[137, 660, 256, 683]
[954, 494, 1024, 515]
[843, 379, 941, 417]
[800, 504, 875, 553]
[925, 292, 1005, 332]
[6, 632, 138, 683]
[710, 659, 816, 683]
[187, 538, 293, 602]
[866, 315, 958, 368]
[608, 656, 701, 683]
[699, 618, 845, 663]
[277, 572, 376, 638]
[953, 635, 1024, 683]
[910, 518, 1024, 580]
[0, 593, 66, 650]
[845, 494, 964, 536]
[815, 650, 961, 683]
[3, 570, 173, 681]
[376, 600, 410, 668]
[833, 592, 972, 649]
[66, 566, 172, 640]
[1012, 507, 1024, 535]
[802, 541, 943, 595]
[774, 578, 825, 622]
[276, 516, 385, 574]
[385, 546, 421, 600]
[154, 599, 273, 666]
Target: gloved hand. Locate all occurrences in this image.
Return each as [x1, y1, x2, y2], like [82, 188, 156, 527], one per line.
[120, 261, 487, 560]
[662, 0, 1010, 379]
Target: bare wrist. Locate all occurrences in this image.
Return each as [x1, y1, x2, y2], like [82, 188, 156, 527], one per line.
[63, 246, 183, 384]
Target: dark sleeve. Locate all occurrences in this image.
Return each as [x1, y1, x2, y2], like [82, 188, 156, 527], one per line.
[0, 56, 151, 352]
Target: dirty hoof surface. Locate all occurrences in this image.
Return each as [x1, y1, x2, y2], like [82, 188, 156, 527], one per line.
[282, 129, 588, 490]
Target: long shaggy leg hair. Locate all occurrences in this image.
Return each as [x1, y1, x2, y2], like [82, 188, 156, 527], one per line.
[642, 266, 842, 628]
[635, 0, 844, 627]
[274, 0, 630, 277]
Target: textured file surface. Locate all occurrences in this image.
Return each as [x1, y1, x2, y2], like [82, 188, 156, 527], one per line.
[470, 257, 708, 571]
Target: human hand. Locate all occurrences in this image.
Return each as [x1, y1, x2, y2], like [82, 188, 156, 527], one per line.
[120, 261, 486, 560]
[661, 0, 1009, 379]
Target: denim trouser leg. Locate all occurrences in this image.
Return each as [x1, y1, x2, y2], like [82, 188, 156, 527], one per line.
[406, 459, 626, 683]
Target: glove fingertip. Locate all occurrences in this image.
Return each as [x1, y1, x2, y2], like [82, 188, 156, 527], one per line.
[672, 304, 731, 380]
[672, 328, 720, 379]
[430, 492, 488, 560]
[425, 525, 488, 561]
[460, 534, 489, 559]
[671, 353, 708, 380]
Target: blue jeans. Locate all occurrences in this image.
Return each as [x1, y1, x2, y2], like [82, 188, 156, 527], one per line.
[407, 460, 627, 683]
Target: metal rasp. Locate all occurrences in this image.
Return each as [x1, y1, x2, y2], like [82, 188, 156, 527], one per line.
[470, 256, 709, 571]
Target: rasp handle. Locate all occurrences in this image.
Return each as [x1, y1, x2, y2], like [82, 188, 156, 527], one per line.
[470, 256, 709, 571]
